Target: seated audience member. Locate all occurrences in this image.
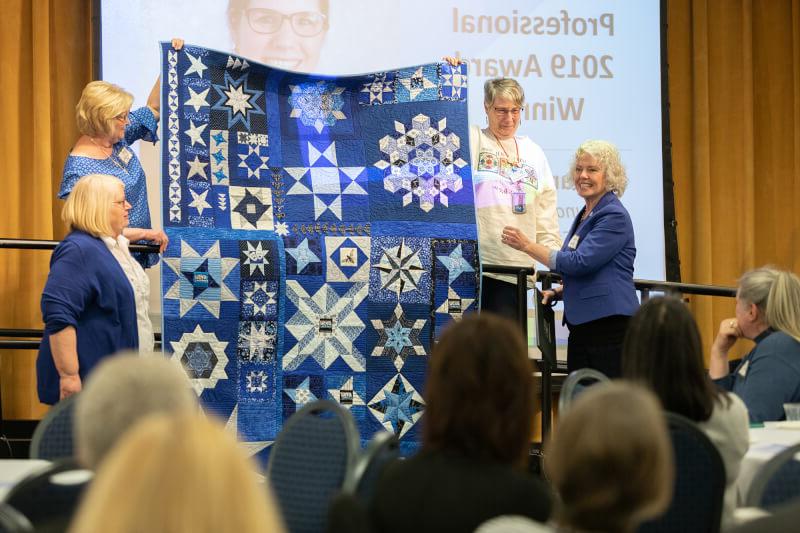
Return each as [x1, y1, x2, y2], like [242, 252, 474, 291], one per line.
[74, 353, 196, 469]
[709, 267, 800, 422]
[69, 412, 286, 533]
[622, 297, 749, 529]
[368, 313, 552, 533]
[37, 174, 154, 405]
[477, 382, 673, 533]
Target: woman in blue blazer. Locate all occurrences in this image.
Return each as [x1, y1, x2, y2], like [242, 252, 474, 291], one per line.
[502, 140, 638, 377]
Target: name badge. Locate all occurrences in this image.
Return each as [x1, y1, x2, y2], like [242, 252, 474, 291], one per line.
[511, 191, 526, 214]
[737, 360, 749, 378]
[568, 235, 580, 249]
[117, 147, 133, 166]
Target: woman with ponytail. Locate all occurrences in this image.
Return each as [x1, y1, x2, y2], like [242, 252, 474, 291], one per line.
[710, 267, 800, 422]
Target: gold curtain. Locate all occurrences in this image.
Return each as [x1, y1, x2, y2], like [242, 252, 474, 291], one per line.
[0, 0, 92, 419]
[668, 0, 800, 360]
[2, 0, 799, 419]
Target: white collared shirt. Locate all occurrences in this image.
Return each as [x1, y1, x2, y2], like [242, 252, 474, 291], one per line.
[101, 234, 154, 352]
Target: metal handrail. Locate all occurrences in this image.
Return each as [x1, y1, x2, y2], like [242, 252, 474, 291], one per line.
[482, 264, 736, 442]
[0, 238, 159, 253]
[1, 238, 737, 441]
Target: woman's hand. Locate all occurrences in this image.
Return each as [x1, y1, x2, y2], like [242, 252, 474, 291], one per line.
[712, 318, 741, 354]
[709, 318, 741, 378]
[442, 56, 464, 67]
[171, 38, 184, 50]
[144, 229, 169, 253]
[501, 226, 532, 253]
[59, 374, 82, 401]
[541, 286, 563, 305]
[124, 228, 169, 253]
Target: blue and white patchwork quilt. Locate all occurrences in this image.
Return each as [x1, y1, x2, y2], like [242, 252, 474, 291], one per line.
[160, 43, 477, 458]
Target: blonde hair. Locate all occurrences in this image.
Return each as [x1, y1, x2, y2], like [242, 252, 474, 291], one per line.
[75, 353, 197, 470]
[70, 413, 286, 533]
[483, 78, 524, 108]
[545, 382, 673, 533]
[75, 80, 133, 138]
[739, 266, 800, 342]
[62, 174, 123, 238]
[570, 139, 628, 197]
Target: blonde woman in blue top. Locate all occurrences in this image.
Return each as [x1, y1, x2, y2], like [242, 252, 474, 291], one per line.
[37, 175, 148, 405]
[60, 39, 183, 267]
[502, 140, 638, 378]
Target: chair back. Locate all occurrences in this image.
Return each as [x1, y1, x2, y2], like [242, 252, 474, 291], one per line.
[29, 394, 78, 460]
[267, 400, 360, 533]
[746, 442, 800, 508]
[0, 503, 33, 533]
[638, 413, 725, 533]
[343, 430, 400, 504]
[4, 459, 92, 530]
[558, 368, 610, 413]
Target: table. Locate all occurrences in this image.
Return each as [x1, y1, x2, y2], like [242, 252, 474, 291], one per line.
[0, 459, 51, 500]
[736, 423, 800, 505]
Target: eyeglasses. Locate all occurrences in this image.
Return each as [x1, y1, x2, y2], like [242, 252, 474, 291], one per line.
[492, 107, 521, 117]
[111, 199, 129, 208]
[114, 113, 130, 123]
[244, 8, 328, 37]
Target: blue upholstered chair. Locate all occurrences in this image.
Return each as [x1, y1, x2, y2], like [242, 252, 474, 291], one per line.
[0, 503, 33, 533]
[267, 400, 360, 533]
[29, 394, 78, 460]
[746, 442, 800, 509]
[638, 413, 725, 533]
[557, 368, 610, 413]
[344, 430, 400, 504]
[4, 459, 92, 530]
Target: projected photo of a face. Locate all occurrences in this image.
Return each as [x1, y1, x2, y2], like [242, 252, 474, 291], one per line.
[227, 0, 329, 72]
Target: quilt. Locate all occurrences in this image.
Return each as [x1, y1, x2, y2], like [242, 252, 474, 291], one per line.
[160, 43, 478, 458]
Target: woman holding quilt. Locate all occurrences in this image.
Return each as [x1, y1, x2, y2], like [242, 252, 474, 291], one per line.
[59, 38, 183, 268]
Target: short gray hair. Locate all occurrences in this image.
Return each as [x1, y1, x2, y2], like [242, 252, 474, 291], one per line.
[74, 353, 197, 469]
[570, 140, 628, 197]
[483, 78, 524, 108]
[739, 266, 800, 342]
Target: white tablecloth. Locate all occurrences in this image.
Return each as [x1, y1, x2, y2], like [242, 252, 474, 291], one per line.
[0, 459, 51, 500]
[736, 423, 800, 504]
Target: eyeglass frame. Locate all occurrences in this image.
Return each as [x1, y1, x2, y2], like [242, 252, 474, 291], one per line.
[111, 199, 130, 208]
[490, 106, 522, 117]
[243, 8, 329, 37]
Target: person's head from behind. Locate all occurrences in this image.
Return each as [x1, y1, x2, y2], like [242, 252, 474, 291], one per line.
[483, 78, 524, 140]
[545, 382, 673, 533]
[736, 266, 800, 342]
[75, 80, 133, 143]
[623, 296, 721, 422]
[227, 0, 329, 72]
[62, 174, 131, 239]
[74, 353, 197, 470]
[423, 312, 534, 469]
[69, 412, 286, 533]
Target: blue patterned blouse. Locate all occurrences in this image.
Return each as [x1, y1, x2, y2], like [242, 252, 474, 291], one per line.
[60, 107, 159, 267]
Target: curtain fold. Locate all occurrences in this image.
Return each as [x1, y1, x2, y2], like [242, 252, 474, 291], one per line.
[0, 0, 91, 420]
[668, 0, 800, 362]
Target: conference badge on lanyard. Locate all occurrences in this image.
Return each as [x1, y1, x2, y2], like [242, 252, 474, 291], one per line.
[511, 190, 526, 214]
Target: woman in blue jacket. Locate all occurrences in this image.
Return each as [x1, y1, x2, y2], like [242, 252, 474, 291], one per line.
[502, 140, 638, 377]
[37, 174, 149, 405]
[709, 267, 800, 422]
